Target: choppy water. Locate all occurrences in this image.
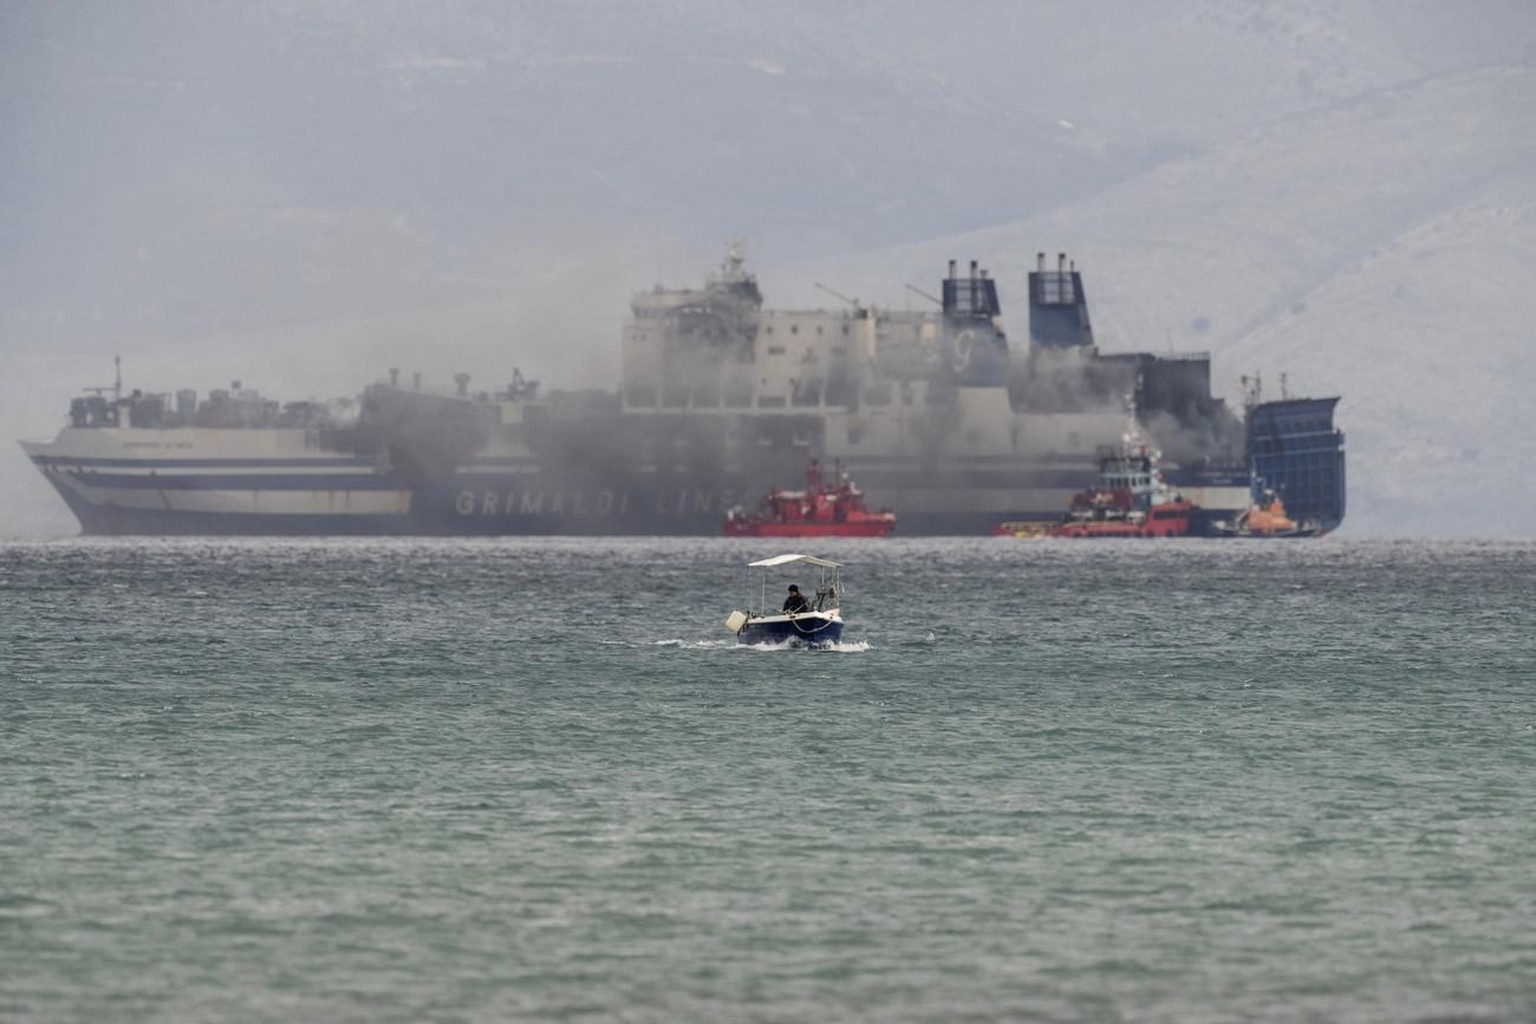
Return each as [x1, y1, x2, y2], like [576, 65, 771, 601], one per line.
[2, 536, 1534, 1023]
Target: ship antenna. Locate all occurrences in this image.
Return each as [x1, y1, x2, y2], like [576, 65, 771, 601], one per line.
[814, 282, 863, 312]
[720, 238, 748, 283]
[1122, 376, 1141, 445]
[114, 354, 122, 404]
[904, 283, 941, 306]
[1240, 372, 1262, 410]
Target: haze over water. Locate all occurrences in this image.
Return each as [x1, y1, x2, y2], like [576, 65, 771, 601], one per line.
[3, 536, 1533, 1021]
[6, 2, 1536, 537]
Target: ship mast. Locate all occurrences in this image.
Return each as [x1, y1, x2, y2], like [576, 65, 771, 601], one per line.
[717, 239, 749, 285]
[1240, 372, 1263, 412]
[1121, 372, 1153, 455]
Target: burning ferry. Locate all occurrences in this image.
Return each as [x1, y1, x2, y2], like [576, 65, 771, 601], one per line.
[19, 247, 1345, 536]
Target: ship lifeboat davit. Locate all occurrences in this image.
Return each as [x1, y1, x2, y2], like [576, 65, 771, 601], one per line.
[724, 459, 896, 538]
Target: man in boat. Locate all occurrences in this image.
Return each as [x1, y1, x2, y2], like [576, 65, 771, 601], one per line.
[783, 584, 811, 614]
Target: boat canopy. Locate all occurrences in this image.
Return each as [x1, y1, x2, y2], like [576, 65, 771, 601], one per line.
[748, 553, 842, 569]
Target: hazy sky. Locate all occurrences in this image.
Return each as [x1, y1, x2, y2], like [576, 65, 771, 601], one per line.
[5, 0, 1535, 536]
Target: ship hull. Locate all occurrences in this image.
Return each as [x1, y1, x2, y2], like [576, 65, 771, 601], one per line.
[1046, 502, 1195, 539]
[25, 429, 1254, 537]
[1047, 520, 1191, 539]
[23, 455, 1254, 538]
[1209, 523, 1326, 539]
[723, 523, 896, 538]
[737, 614, 844, 647]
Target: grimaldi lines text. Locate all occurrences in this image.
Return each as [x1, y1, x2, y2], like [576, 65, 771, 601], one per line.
[453, 486, 728, 519]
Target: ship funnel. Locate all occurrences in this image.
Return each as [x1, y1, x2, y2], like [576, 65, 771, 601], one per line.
[940, 257, 1006, 388]
[1029, 250, 1094, 349]
[454, 372, 471, 398]
[389, 367, 399, 387]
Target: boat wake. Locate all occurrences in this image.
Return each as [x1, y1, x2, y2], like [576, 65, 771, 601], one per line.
[733, 638, 871, 653]
[649, 638, 872, 652]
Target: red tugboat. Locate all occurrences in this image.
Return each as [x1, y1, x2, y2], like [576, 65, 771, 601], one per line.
[724, 459, 897, 538]
[1046, 415, 1195, 539]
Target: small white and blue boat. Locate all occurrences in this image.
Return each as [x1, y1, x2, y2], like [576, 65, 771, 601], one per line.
[724, 553, 845, 647]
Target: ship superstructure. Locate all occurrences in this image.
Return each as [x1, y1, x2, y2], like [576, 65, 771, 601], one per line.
[20, 248, 1345, 536]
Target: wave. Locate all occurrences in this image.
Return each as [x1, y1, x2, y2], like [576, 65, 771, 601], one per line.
[649, 637, 872, 652]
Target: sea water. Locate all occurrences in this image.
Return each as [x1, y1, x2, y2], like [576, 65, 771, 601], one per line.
[1, 536, 1533, 1023]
